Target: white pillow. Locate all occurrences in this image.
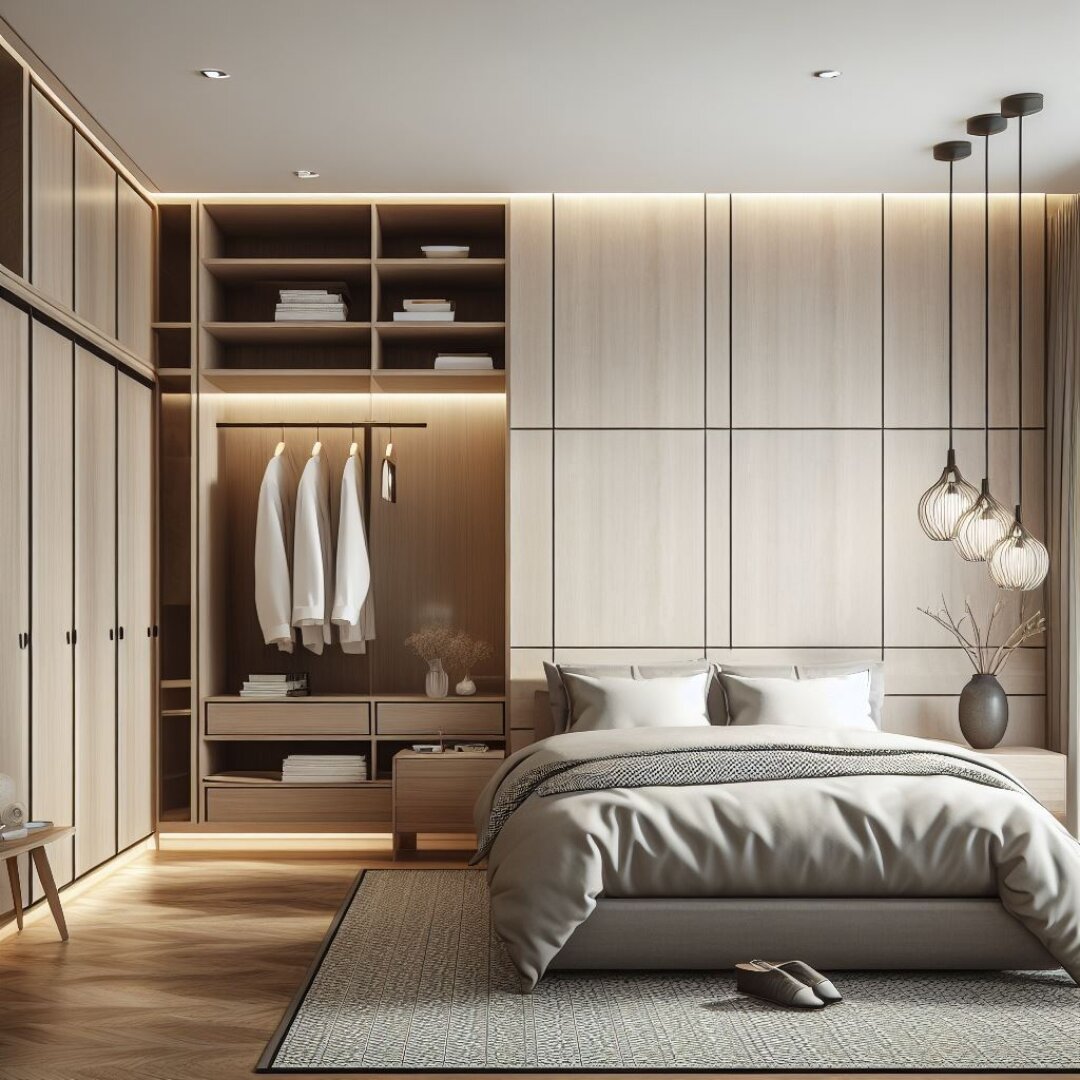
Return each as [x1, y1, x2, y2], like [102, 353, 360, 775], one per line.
[561, 672, 712, 733]
[718, 670, 875, 731]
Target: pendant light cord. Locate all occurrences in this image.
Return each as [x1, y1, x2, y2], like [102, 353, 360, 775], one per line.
[1016, 114, 1024, 516]
[948, 160, 955, 451]
[983, 133, 991, 481]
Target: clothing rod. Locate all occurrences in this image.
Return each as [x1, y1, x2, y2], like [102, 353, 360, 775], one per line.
[215, 421, 427, 429]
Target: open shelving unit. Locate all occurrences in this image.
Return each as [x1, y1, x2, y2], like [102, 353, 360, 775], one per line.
[197, 200, 507, 392]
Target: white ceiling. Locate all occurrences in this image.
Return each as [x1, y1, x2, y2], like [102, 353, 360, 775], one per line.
[2, 0, 1078, 194]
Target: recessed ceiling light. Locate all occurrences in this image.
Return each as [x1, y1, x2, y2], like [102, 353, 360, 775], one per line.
[813, 69, 842, 79]
[294, 170, 320, 179]
[199, 68, 230, 79]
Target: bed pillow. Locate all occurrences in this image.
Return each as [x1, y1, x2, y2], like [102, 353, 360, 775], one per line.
[561, 671, 713, 733]
[717, 670, 876, 731]
[543, 660, 719, 733]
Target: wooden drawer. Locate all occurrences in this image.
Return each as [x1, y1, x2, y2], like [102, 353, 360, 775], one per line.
[376, 701, 504, 736]
[206, 701, 370, 736]
[204, 784, 391, 824]
[393, 755, 503, 831]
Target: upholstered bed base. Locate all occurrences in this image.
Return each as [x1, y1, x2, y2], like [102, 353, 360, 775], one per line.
[549, 898, 1060, 971]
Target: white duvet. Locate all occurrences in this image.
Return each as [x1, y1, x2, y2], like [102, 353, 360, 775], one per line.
[473, 725, 1080, 990]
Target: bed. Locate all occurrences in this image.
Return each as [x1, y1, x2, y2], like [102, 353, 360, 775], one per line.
[472, 666, 1080, 992]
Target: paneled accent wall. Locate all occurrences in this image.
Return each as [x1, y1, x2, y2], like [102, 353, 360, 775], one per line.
[508, 193, 1048, 751]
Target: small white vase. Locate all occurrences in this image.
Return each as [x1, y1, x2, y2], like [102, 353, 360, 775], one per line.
[425, 659, 449, 698]
[455, 675, 477, 696]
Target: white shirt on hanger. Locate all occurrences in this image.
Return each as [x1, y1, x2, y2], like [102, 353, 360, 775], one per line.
[254, 452, 295, 653]
[332, 451, 375, 653]
[292, 449, 334, 655]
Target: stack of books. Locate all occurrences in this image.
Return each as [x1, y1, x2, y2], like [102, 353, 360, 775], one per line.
[240, 673, 310, 698]
[434, 353, 494, 370]
[275, 288, 349, 322]
[393, 298, 455, 323]
[281, 754, 367, 783]
[421, 245, 469, 259]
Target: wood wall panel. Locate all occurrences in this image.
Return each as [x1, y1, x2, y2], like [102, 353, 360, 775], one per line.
[29, 88, 73, 308]
[554, 195, 704, 427]
[731, 194, 882, 427]
[883, 695, 1044, 746]
[730, 430, 882, 647]
[509, 647, 550, 733]
[509, 429, 552, 646]
[74, 133, 116, 336]
[554, 430, 704, 647]
[0, 300, 29, 913]
[705, 193, 730, 427]
[883, 195, 947, 428]
[30, 321, 74, 887]
[883, 428, 1044, 647]
[705, 430, 730, 647]
[885, 647, 1045, 697]
[508, 195, 552, 428]
[117, 374, 153, 849]
[117, 179, 153, 361]
[74, 346, 116, 876]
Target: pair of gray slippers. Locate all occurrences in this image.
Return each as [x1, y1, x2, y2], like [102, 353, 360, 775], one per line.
[735, 960, 843, 1009]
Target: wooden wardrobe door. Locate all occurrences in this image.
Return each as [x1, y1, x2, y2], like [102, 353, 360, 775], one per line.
[74, 134, 116, 337]
[117, 373, 153, 848]
[0, 300, 30, 913]
[117, 180, 152, 361]
[30, 321, 75, 887]
[30, 88, 73, 308]
[74, 345, 116, 876]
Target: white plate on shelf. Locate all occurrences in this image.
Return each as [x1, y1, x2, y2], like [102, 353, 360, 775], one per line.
[421, 245, 470, 259]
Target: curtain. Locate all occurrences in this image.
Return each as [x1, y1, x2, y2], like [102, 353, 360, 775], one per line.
[1047, 194, 1080, 835]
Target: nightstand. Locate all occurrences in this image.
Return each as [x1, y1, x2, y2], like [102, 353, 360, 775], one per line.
[392, 749, 505, 856]
[973, 747, 1066, 819]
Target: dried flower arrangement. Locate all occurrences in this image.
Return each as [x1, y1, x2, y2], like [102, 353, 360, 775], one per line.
[404, 625, 457, 663]
[918, 596, 1046, 676]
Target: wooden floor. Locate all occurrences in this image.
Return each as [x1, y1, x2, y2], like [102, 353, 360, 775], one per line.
[0, 849, 1049, 1080]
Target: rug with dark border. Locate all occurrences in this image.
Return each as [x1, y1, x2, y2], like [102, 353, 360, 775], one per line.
[258, 869, 1079, 1072]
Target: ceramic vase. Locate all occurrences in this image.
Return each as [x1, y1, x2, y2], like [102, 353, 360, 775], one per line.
[455, 675, 477, 696]
[425, 658, 449, 699]
[958, 673, 1008, 749]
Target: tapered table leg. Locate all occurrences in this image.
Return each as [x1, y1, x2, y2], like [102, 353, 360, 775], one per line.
[5, 857, 22, 930]
[29, 846, 68, 941]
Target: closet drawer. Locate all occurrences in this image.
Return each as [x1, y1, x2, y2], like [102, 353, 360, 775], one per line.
[204, 784, 391, 824]
[205, 701, 370, 736]
[376, 701, 504, 736]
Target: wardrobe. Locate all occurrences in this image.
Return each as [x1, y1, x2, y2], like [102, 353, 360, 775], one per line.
[0, 295, 153, 910]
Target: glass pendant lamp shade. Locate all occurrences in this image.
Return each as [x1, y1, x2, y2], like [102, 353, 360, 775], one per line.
[988, 508, 1049, 590]
[953, 479, 1014, 562]
[917, 448, 979, 540]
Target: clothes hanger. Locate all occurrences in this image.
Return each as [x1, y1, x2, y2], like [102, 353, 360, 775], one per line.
[311, 425, 322, 458]
[349, 425, 359, 458]
[274, 424, 285, 458]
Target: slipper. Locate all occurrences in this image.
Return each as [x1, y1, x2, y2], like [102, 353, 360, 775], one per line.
[735, 961, 824, 1008]
[754, 959, 842, 1003]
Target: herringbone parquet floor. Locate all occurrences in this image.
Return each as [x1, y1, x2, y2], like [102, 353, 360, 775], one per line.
[0, 850, 1045, 1080]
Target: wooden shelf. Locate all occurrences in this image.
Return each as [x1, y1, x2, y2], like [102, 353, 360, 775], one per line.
[204, 771, 387, 789]
[200, 368, 372, 393]
[203, 321, 370, 344]
[161, 678, 192, 689]
[374, 258, 504, 285]
[202, 257, 371, 282]
[161, 708, 192, 718]
[158, 368, 192, 393]
[204, 693, 507, 703]
[374, 321, 504, 342]
[153, 321, 191, 330]
[373, 369, 505, 393]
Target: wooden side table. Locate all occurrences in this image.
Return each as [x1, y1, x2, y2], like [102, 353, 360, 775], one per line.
[2, 825, 73, 940]
[974, 747, 1066, 819]
[392, 750, 504, 857]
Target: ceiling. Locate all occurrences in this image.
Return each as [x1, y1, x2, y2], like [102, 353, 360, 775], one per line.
[2, 0, 1078, 194]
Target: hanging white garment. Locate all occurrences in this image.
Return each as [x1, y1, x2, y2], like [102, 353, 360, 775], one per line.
[332, 451, 375, 653]
[292, 450, 334, 655]
[254, 452, 294, 653]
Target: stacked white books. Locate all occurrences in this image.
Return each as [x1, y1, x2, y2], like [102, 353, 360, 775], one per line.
[281, 754, 367, 783]
[421, 245, 469, 259]
[275, 288, 349, 322]
[393, 299, 455, 323]
[434, 353, 494, 371]
[240, 673, 310, 698]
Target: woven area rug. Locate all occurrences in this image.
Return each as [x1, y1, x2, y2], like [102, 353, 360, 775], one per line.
[259, 869, 1080, 1072]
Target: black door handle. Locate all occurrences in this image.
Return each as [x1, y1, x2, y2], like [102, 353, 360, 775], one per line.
[152, 625, 159, 638]
[65, 630, 71, 645]
[118, 626, 125, 641]
[109, 628, 114, 641]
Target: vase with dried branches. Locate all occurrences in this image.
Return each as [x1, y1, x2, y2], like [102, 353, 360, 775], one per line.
[918, 596, 1046, 749]
[404, 625, 457, 698]
[446, 631, 494, 696]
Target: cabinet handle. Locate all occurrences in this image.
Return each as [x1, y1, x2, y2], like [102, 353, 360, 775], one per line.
[152, 625, 159, 639]
[65, 630, 71, 645]
[17, 632, 26, 649]
[72, 629, 77, 645]
[109, 628, 114, 641]
[146, 626, 152, 638]
[118, 626, 125, 641]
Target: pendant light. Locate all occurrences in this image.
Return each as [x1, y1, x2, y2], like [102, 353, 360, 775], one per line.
[917, 140, 979, 540]
[953, 112, 1014, 562]
[989, 91, 1049, 590]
